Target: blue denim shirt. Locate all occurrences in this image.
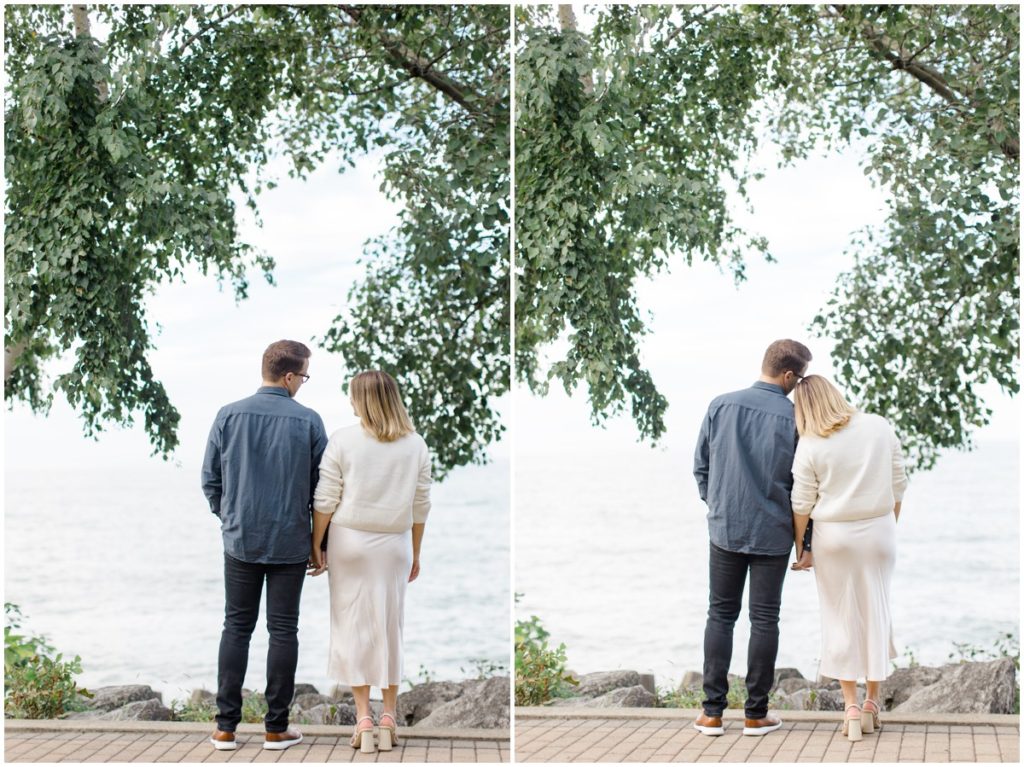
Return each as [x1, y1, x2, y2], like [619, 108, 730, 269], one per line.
[201, 387, 328, 564]
[693, 382, 798, 556]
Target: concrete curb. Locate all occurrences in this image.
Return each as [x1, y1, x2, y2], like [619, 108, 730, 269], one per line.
[4, 718, 509, 741]
[515, 706, 1020, 726]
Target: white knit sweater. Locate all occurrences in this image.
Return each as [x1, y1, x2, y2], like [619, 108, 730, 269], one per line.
[313, 423, 432, 533]
[791, 412, 908, 522]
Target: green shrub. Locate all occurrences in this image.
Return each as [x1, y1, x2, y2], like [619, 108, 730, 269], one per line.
[241, 693, 269, 723]
[460, 658, 509, 680]
[515, 614, 578, 706]
[4, 603, 91, 719]
[949, 632, 1020, 670]
[6, 653, 88, 719]
[658, 677, 783, 710]
[170, 698, 217, 722]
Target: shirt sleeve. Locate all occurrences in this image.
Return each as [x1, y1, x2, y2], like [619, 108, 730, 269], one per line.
[312, 437, 343, 516]
[309, 414, 329, 509]
[790, 441, 819, 516]
[413, 444, 432, 524]
[693, 409, 711, 502]
[201, 417, 223, 518]
[890, 425, 908, 502]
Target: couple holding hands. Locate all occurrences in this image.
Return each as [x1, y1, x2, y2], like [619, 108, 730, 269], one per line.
[694, 339, 908, 742]
[201, 340, 430, 753]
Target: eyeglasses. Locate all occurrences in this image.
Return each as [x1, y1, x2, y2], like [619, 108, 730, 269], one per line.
[290, 372, 310, 383]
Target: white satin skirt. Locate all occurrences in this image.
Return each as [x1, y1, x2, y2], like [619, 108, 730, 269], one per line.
[326, 525, 412, 689]
[812, 513, 898, 682]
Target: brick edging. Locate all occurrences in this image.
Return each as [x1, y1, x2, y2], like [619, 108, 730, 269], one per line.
[4, 718, 509, 741]
[514, 706, 1019, 726]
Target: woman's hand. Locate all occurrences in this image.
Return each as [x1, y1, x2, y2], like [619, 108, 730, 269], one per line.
[308, 545, 327, 577]
[408, 559, 421, 583]
[790, 550, 813, 571]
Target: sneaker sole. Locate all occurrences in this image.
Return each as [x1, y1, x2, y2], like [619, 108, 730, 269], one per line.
[263, 736, 303, 751]
[693, 724, 725, 736]
[209, 739, 237, 751]
[743, 723, 783, 736]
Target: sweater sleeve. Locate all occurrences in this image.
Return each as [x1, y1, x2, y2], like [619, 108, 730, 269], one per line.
[890, 425, 908, 502]
[412, 444, 432, 524]
[312, 437, 344, 516]
[790, 441, 819, 517]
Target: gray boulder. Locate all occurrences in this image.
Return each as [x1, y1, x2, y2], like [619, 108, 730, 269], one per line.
[190, 689, 215, 706]
[774, 668, 806, 685]
[574, 670, 641, 698]
[292, 683, 319, 697]
[397, 681, 468, 726]
[87, 685, 161, 712]
[774, 677, 813, 695]
[582, 685, 656, 708]
[292, 702, 357, 726]
[101, 698, 173, 721]
[292, 693, 333, 710]
[895, 660, 1017, 714]
[638, 673, 656, 695]
[880, 665, 944, 709]
[415, 677, 510, 729]
[550, 684, 657, 708]
[329, 684, 355, 703]
[679, 671, 703, 689]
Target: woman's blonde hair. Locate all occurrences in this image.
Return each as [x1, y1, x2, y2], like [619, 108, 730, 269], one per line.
[793, 375, 856, 438]
[349, 370, 415, 442]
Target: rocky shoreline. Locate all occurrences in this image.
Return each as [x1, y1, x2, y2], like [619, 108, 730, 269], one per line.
[55, 676, 510, 729]
[544, 659, 1018, 714]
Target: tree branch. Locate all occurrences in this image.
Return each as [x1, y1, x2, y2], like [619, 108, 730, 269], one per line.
[831, 4, 1019, 162]
[338, 5, 483, 114]
[174, 5, 247, 58]
[4, 340, 27, 382]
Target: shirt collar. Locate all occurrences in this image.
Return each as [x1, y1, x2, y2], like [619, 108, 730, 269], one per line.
[257, 386, 291, 398]
[751, 381, 787, 396]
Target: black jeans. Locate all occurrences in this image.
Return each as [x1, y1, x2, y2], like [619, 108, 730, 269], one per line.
[702, 542, 788, 719]
[216, 554, 306, 733]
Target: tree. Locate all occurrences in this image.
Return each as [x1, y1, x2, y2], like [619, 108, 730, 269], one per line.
[515, 4, 1018, 469]
[5, 4, 510, 476]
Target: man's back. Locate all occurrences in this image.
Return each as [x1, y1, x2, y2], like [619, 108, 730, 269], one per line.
[694, 381, 797, 556]
[202, 386, 327, 564]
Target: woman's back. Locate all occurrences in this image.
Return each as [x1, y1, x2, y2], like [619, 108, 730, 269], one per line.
[314, 424, 431, 533]
[792, 412, 907, 522]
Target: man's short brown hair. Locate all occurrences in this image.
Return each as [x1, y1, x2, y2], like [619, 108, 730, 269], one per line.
[762, 339, 812, 377]
[262, 340, 311, 381]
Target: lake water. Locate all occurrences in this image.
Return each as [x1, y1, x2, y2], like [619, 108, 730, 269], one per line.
[5, 458, 510, 702]
[515, 441, 1019, 686]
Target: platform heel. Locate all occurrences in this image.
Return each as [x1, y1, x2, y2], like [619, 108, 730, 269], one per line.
[842, 704, 862, 742]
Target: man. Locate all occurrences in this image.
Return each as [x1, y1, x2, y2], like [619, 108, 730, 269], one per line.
[201, 340, 328, 752]
[692, 339, 812, 737]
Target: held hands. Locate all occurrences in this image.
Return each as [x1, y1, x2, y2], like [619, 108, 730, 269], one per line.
[408, 558, 421, 583]
[307, 545, 327, 577]
[790, 549, 813, 571]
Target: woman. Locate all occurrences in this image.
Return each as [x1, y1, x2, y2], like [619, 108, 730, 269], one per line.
[310, 370, 431, 753]
[790, 375, 907, 742]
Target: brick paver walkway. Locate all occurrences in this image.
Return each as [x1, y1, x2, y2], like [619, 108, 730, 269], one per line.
[4, 720, 510, 763]
[515, 708, 1019, 763]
